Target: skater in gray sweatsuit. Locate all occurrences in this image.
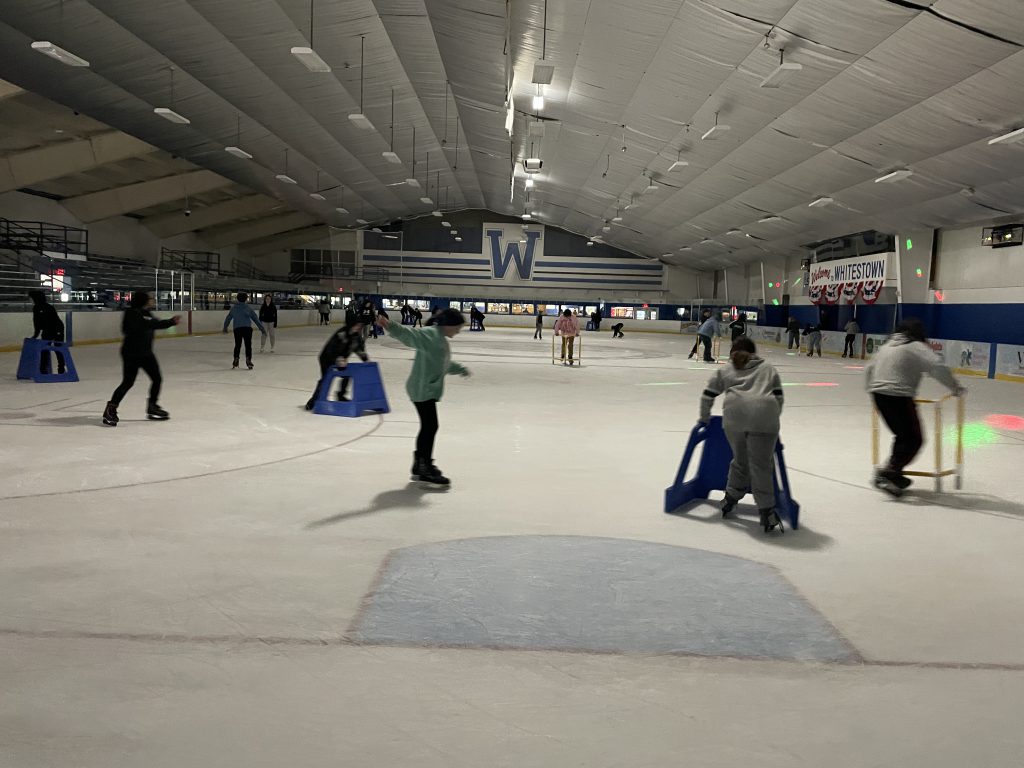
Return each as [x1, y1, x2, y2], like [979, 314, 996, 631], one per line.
[699, 337, 786, 533]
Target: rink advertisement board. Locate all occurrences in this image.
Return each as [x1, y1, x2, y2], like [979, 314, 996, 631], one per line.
[361, 224, 665, 292]
[938, 339, 991, 377]
[995, 344, 1024, 382]
[808, 254, 889, 288]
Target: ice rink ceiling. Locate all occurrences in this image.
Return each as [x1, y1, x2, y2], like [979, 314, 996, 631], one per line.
[0, 0, 1021, 265]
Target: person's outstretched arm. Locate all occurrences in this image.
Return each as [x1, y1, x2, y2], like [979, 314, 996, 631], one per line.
[378, 315, 430, 351]
[699, 370, 725, 424]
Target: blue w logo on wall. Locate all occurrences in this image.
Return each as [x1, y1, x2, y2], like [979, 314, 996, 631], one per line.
[486, 229, 541, 280]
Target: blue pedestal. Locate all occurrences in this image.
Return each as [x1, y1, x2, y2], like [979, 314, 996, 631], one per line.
[585, 321, 595, 331]
[469, 320, 484, 331]
[16, 338, 79, 383]
[664, 416, 800, 529]
[313, 362, 390, 417]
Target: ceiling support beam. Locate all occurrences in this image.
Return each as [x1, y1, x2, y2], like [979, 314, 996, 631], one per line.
[238, 225, 331, 259]
[0, 131, 153, 194]
[144, 194, 282, 238]
[62, 169, 232, 223]
[203, 212, 319, 249]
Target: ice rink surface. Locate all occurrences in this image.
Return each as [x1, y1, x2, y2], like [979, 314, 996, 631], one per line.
[2, 324, 1023, 767]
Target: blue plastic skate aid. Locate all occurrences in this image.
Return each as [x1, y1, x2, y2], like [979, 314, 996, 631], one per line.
[664, 416, 800, 530]
[469, 319, 484, 331]
[16, 338, 80, 383]
[313, 361, 390, 417]
[585, 321, 595, 331]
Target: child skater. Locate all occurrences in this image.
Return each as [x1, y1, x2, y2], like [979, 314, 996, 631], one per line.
[534, 312, 543, 340]
[698, 337, 786, 533]
[102, 291, 181, 427]
[376, 308, 470, 487]
[259, 294, 278, 353]
[306, 314, 369, 411]
[223, 292, 266, 369]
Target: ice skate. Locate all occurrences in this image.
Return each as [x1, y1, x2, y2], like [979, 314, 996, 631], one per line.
[102, 401, 119, 427]
[305, 398, 316, 411]
[873, 469, 904, 498]
[759, 507, 784, 533]
[246, 360, 254, 370]
[415, 458, 450, 487]
[410, 452, 419, 480]
[232, 358, 239, 369]
[146, 401, 169, 421]
[720, 494, 739, 518]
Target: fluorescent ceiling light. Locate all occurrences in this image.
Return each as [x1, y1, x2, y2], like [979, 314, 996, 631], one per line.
[643, 182, 659, 194]
[760, 62, 802, 88]
[441, 221, 451, 227]
[875, 169, 913, 183]
[336, 207, 349, 214]
[382, 151, 401, 164]
[405, 178, 421, 188]
[290, 46, 331, 72]
[624, 202, 636, 210]
[701, 124, 730, 141]
[419, 197, 433, 204]
[31, 41, 89, 68]
[758, 215, 781, 223]
[154, 107, 190, 125]
[371, 227, 382, 233]
[611, 216, 622, 223]
[451, 230, 458, 235]
[309, 193, 326, 201]
[356, 218, 368, 225]
[667, 160, 689, 172]
[808, 196, 834, 208]
[602, 226, 611, 233]
[988, 127, 1024, 145]
[348, 113, 375, 131]
[524, 178, 535, 189]
[225, 146, 253, 160]
[532, 60, 555, 85]
[454, 237, 463, 242]
[661, 252, 673, 258]
[521, 213, 532, 220]
[432, 210, 443, 217]
[383, 234, 398, 240]
[586, 241, 594, 246]
[275, 174, 298, 184]
[524, 158, 543, 173]
[678, 246, 691, 251]
[726, 229, 743, 236]
[532, 94, 545, 111]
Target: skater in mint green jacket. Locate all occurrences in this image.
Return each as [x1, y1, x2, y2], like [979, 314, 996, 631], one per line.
[377, 308, 470, 486]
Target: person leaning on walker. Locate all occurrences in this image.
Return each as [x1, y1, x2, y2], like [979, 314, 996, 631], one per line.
[865, 318, 964, 498]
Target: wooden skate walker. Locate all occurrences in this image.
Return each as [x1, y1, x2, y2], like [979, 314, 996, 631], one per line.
[551, 333, 583, 366]
[871, 392, 965, 491]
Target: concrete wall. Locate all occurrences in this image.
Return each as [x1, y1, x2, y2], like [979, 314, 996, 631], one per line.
[933, 223, 1024, 304]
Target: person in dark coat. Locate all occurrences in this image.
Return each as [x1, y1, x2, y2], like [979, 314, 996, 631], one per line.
[786, 316, 801, 350]
[470, 305, 486, 331]
[534, 312, 544, 340]
[28, 290, 66, 374]
[728, 314, 747, 341]
[102, 292, 181, 426]
[306, 315, 370, 410]
[412, 307, 424, 327]
[611, 322, 625, 338]
[259, 294, 278, 353]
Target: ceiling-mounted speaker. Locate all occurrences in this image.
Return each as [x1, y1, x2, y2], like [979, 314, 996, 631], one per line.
[532, 60, 555, 85]
[523, 158, 543, 173]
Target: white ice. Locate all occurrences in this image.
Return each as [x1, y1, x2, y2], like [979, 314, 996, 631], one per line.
[2, 325, 1023, 767]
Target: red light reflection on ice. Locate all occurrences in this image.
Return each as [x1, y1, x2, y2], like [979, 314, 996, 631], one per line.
[985, 414, 1024, 431]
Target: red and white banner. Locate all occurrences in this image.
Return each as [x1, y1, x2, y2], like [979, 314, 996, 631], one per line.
[842, 282, 861, 304]
[809, 285, 823, 305]
[860, 279, 883, 304]
[823, 283, 843, 304]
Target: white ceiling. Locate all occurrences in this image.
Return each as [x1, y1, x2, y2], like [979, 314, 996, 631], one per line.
[0, 0, 1022, 267]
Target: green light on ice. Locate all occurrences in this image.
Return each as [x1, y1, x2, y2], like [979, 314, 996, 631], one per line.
[944, 423, 998, 450]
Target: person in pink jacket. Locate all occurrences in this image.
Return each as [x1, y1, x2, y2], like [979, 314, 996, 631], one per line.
[553, 309, 580, 366]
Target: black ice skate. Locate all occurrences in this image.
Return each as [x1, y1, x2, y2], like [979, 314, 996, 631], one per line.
[102, 401, 119, 427]
[720, 494, 739, 517]
[232, 358, 239, 369]
[873, 469, 905, 497]
[759, 507, 784, 533]
[305, 398, 316, 411]
[147, 401, 170, 421]
[410, 452, 419, 480]
[246, 360, 254, 370]
[415, 459, 450, 487]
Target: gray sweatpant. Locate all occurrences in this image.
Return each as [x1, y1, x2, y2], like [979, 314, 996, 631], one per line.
[806, 331, 821, 355]
[724, 427, 778, 510]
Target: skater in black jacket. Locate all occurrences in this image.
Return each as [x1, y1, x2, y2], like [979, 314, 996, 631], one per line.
[728, 314, 747, 341]
[306, 315, 370, 410]
[103, 292, 181, 426]
[28, 290, 66, 374]
[259, 294, 278, 353]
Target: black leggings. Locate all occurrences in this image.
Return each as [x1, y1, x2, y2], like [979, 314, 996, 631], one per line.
[39, 332, 66, 373]
[844, 334, 857, 356]
[233, 327, 253, 361]
[111, 353, 162, 406]
[534, 327, 542, 339]
[699, 334, 714, 361]
[873, 393, 922, 472]
[413, 399, 439, 461]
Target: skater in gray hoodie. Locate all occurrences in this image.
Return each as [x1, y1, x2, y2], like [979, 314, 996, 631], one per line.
[699, 337, 786, 533]
[865, 318, 963, 497]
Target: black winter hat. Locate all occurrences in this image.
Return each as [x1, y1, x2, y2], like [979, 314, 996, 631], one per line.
[435, 308, 465, 327]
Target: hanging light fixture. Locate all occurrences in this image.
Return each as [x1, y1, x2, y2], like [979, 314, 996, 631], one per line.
[31, 2, 89, 67]
[291, 0, 331, 72]
[382, 89, 401, 163]
[701, 111, 730, 140]
[154, 67, 190, 124]
[405, 125, 420, 187]
[225, 114, 253, 159]
[309, 170, 326, 200]
[760, 48, 802, 88]
[275, 149, 297, 184]
[348, 36, 375, 130]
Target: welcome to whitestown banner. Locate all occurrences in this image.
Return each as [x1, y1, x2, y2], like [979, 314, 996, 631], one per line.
[808, 254, 889, 288]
